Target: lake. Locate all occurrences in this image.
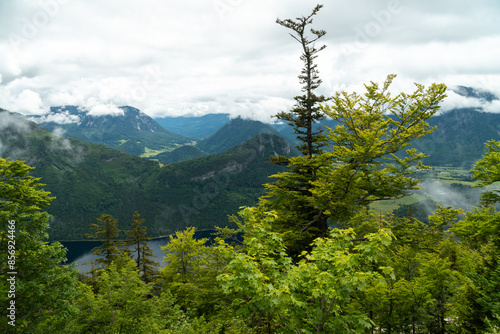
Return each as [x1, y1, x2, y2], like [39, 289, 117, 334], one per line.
[59, 230, 217, 272]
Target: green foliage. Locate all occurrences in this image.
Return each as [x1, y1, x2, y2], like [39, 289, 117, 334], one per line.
[0, 158, 79, 332]
[350, 207, 476, 333]
[86, 213, 123, 272]
[314, 75, 446, 217]
[278, 107, 500, 168]
[452, 206, 500, 330]
[160, 227, 232, 319]
[262, 75, 447, 258]
[218, 206, 394, 333]
[472, 140, 500, 205]
[67, 255, 221, 333]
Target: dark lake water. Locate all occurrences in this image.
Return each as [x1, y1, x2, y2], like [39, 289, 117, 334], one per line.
[59, 230, 217, 272]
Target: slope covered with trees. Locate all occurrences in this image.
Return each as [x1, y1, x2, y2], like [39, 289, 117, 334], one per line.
[153, 145, 208, 164]
[0, 109, 293, 240]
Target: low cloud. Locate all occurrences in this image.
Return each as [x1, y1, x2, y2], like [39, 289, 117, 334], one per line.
[484, 100, 500, 113]
[440, 90, 485, 112]
[0, 110, 33, 160]
[86, 104, 124, 116]
[439, 86, 500, 114]
[417, 180, 482, 213]
[34, 110, 80, 124]
[0, 110, 31, 132]
[50, 126, 85, 163]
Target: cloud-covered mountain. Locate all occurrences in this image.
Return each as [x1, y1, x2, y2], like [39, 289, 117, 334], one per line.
[452, 85, 498, 102]
[30, 105, 195, 156]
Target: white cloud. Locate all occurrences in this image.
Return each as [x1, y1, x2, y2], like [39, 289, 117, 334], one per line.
[484, 100, 500, 113]
[440, 91, 484, 112]
[14, 89, 47, 115]
[34, 110, 80, 124]
[0, 0, 499, 120]
[86, 104, 124, 117]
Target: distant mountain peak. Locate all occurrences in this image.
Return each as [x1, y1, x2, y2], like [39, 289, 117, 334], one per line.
[34, 105, 164, 133]
[197, 117, 284, 154]
[28, 105, 194, 156]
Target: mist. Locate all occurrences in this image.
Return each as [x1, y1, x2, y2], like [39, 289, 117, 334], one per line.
[412, 180, 484, 219]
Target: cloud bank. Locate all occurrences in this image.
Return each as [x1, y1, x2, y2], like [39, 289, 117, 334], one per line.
[1, 0, 499, 121]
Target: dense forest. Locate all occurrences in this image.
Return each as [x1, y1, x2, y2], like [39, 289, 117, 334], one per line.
[1, 5, 500, 333]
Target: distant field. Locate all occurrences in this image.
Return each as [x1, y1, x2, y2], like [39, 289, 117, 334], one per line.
[370, 193, 426, 214]
[369, 166, 481, 214]
[140, 147, 169, 158]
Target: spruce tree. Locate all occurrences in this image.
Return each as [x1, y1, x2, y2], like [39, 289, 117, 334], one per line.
[87, 213, 122, 271]
[0, 158, 78, 332]
[266, 4, 329, 260]
[275, 4, 328, 158]
[125, 211, 158, 283]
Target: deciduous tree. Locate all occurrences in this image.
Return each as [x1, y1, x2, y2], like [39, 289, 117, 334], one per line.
[218, 206, 394, 333]
[263, 75, 447, 257]
[472, 140, 500, 205]
[161, 227, 231, 318]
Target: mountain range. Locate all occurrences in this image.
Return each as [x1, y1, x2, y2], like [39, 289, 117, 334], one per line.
[1, 109, 293, 240]
[2, 85, 500, 240]
[30, 106, 196, 157]
[154, 113, 231, 138]
[32, 106, 288, 164]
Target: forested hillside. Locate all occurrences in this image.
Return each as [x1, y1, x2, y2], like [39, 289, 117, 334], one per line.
[0, 110, 293, 240]
[411, 108, 500, 167]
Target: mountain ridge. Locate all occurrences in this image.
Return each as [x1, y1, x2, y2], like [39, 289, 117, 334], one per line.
[30, 105, 195, 156]
[0, 109, 293, 240]
[197, 116, 285, 154]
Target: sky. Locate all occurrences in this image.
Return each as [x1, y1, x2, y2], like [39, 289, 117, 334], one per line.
[1, 0, 500, 122]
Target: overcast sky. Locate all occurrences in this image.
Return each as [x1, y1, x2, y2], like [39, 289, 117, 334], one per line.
[1, 0, 500, 122]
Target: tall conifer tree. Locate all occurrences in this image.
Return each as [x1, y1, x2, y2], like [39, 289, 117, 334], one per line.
[275, 4, 328, 158]
[125, 211, 158, 283]
[0, 158, 78, 332]
[267, 4, 329, 259]
[87, 213, 122, 271]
